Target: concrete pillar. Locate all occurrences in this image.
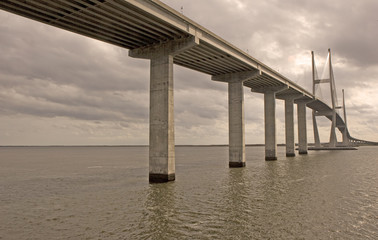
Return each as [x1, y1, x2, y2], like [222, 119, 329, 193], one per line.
[149, 54, 175, 182]
[312, 111, 321, 147]
[329, 112, 337, 147]
[228, 81, 245, 167]
[341, 89, 349, 146]
[342, 128, 349, 146]
[254, 86, 288, 161]
[212, 70, 259, 167]
[129, 37, 199, 183]
[297, 101, 308, 154]
[284, 98, 295, 157]
[264, 91, 277, 160]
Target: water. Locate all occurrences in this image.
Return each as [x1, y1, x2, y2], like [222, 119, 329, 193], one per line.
[0, 146, 377, 239]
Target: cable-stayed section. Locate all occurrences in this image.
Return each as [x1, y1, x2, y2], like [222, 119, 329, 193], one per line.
[310, 49, 377, 147]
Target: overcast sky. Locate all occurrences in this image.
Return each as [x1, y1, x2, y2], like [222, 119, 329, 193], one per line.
[0, 0, 377, 146]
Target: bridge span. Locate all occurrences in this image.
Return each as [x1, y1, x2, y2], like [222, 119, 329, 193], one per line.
[0, 0, 370, 182]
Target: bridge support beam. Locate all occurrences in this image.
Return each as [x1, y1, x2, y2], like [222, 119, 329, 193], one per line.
[212, 71, 260, 167]
[281, 94, 303, 157]
[296, 100, 310, 154]
[285, 99, 295, 157]
[329, 112, 338, 147]
[264, 91, 277, 160]
[312, 111, 321, 147]
[253, 86, 287, 161]
[228, 81, 246, 167]
[342, 128, 349, 146]
[148, 54, 175, 182]
[129, 37, 199, 183]
[341, 89, 350, 146]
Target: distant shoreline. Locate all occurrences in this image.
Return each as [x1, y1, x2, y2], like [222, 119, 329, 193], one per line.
[3, 143, 375, 147]
[0, 144, 294, 147]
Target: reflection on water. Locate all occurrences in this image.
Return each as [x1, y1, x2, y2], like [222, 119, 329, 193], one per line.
[142, 183, 178, 239]
[223, 168, 252, 238]
[0, 146, 377, 239]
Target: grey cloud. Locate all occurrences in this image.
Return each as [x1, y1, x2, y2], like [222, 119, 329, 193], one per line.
[175, 88, 228, 129]
[0, 76, 149, 123]
[0, 13, 150, 93]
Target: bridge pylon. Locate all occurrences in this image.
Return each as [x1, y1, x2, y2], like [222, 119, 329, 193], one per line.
[311, 49, 343, 147]
[341, 89, 350, 146]
[311, 51, 321, 147]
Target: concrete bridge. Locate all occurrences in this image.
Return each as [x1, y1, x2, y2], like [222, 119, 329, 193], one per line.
[0, 0, 373, 182]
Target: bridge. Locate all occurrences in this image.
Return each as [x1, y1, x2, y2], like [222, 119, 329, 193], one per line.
[1, 0, 374, 182]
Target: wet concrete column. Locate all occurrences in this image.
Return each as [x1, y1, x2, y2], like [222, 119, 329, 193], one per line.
[329, 111, 338, 147]
[129, 37, 199, 183]
[212, 70, 260, 167]
[264, 90, 277, 160]
[228, 80, 246, 167]
[342, 128, 349, 146]
[312, 111, 321, 147]
[281, 94, 303, 157]
[284, 97, 295, 157]
[148, 54, 176, 182]
[297, 101, 308, 154]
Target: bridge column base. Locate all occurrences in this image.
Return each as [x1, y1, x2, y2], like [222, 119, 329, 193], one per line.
[149, 173, 176, 183]
[286, 153, 296, 157]
[229, 162, 246, 168]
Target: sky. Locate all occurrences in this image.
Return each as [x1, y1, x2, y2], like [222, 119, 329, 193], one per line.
[0, 0, 377, 146]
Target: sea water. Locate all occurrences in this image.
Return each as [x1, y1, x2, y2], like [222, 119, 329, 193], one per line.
[0, 146, 377, 239]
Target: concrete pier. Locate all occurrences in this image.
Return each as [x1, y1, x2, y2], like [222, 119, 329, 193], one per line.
[312, 111, 321, 147]
[329, 112, 338, 147]
[341, 90, 350, 146]
[264, 91, 277, 160]
[228, 81, 246, 167]
[212, 70, 259, 167]
[284, 97, 296, 157]
[297, 101, 308, 154]
[130, 37, 199, 182]
[342, 128, 349, 146]
[253, 86, 287, 161]
[148, 54, 176, 182]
